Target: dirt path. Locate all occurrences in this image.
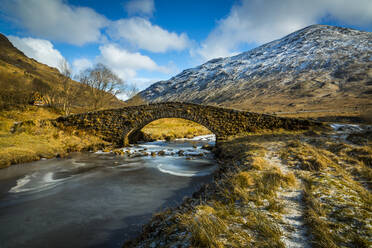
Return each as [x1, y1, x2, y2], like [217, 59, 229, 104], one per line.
[264, 143, 310, 248]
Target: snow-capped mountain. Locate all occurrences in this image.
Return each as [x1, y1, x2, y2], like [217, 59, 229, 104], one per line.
[140, 25, 372, 113]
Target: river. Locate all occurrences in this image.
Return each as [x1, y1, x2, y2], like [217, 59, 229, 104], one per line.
[0, 135, 217, 248]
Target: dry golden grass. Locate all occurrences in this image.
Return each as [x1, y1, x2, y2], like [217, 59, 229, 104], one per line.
[141, 118, 211, 140]
[280, 141, 338, 171]
[226, 168, 296, 207]
[176, 165, 296, 247]
[0, 105, 60, 122]
[276, 111, 360, 119]
[226, 94, 372, 124]
[0, 106, 106, 168]
[302, 179, 338, 248]
[0, 34, 125, 111]
[282, 136, 372, 247]
[132, 126, 372, 247]
[177, 200, 286, 248]
[303, 173, 371, 248]
[178, 203, 252, 248]
[125, 125, 372, 247]
[300, 134, 372, 187]
[172, 134, 301, 248]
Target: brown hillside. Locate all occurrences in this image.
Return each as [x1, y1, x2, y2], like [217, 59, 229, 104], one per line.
[0, 33, 124, 111]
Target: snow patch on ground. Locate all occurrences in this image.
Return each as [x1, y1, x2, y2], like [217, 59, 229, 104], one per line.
[330, 123, 362, 132]
[265, 144, 310, 248]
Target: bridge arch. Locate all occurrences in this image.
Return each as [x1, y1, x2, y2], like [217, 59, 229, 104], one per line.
[126, 117, 214, 144]
[55, 102, 317, 147]
[118, 106, 223, 145]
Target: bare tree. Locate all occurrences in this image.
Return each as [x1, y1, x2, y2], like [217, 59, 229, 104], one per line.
[79, 63, 125, 110]
[125, 83, 139, 99]
[58, 60, 81, 115]
[125, 84, 147, 106]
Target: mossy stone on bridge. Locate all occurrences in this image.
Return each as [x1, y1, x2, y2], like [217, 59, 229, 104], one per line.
[55, 102, 320, 146]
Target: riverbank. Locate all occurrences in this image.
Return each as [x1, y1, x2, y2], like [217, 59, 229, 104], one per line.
[0, 106, 109, 169]
[124, 125, 372, 248]
[0, 109, 212, 169]
[0, 136, 217, 248]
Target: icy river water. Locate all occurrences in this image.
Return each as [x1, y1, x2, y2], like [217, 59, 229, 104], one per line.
[0, 135, 217, 248]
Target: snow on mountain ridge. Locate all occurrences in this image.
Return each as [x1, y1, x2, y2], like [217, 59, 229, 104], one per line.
[140, 25, 372, 105]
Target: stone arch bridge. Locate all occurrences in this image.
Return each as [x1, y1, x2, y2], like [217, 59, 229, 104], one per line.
[55, 102, 318, 146]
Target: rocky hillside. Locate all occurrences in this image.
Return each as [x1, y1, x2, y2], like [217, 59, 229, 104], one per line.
[140, 25, 372, 114]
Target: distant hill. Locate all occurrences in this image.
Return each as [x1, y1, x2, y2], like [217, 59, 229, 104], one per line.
[0, 33, 124, 111]
[140, 25, 372, 115]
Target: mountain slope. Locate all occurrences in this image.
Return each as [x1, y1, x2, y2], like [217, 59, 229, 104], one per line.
[0, 33, 124, 111]
[0, 33, 64, 99]
[140, 25, 372, 114]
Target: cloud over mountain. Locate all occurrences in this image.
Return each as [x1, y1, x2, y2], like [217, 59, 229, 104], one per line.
[198, 0, 372, 60]
[7, 35, 66, 69]
[109, 17, 190, 53]
[97, 43, 168, 80]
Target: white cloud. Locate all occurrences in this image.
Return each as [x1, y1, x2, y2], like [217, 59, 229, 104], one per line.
[131, 77, 164, 90]
[198, 0, 372, 60]
[110, 17, 190, 52]
[2, 0, 108, 45]
[124, 0, 155, 16]
[97, 43, 168, 81]
[116, 77, 161, 99]
[7, 35, 66, 69]
[72, 58, 93, 74]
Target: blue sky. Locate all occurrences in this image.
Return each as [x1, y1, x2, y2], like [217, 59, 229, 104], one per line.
[0, 0, 371, 95]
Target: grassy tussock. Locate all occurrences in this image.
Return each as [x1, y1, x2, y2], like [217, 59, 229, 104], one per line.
[276, 130, 372, 247]
[304, 135, 372, 186]
[178, 130, 371, 248]
[178, 201, 285, 248]
[178, 204, 251, 248]
[303, 173, 372, 248]
[141, 118, 211, 140]
[0, 107, 106, 168]
[281, 141, 337, 171]
[329, 142, 372, 183]
[303, 177, 338, 248]
[176, 144, 297, 248]
[225, 168, 296, 204]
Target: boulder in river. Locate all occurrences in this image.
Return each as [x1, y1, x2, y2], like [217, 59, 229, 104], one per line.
[201, 144, 213, 150]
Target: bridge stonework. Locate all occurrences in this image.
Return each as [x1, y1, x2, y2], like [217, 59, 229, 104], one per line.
[54, 102, 319, 146]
